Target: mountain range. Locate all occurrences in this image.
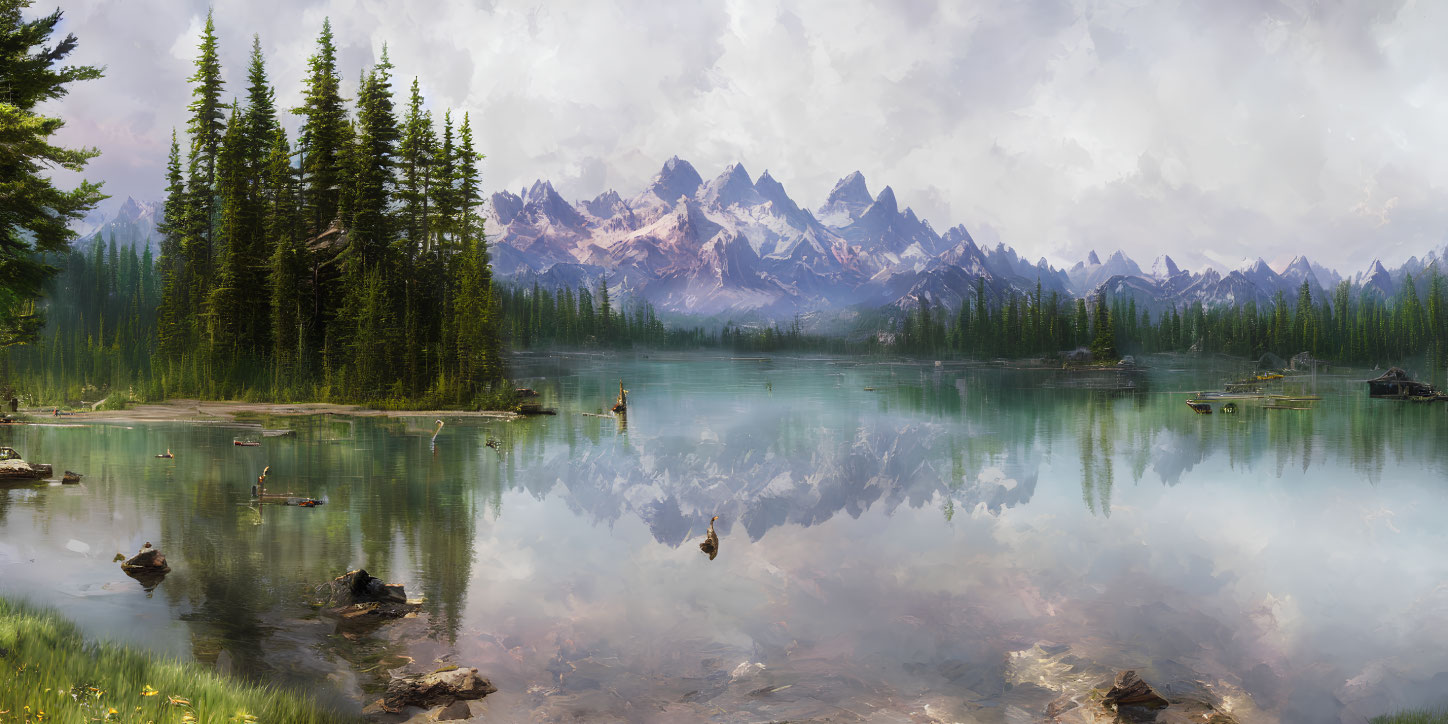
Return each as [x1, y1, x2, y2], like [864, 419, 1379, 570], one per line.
[74, 163, 1447, 321]
[486, 158, 1448, 320]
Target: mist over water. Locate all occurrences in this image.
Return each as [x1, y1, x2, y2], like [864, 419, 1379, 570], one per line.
[2, 353, 1446, 721]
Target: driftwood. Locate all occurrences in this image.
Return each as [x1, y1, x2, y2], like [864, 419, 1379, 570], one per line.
[380, 667, 496, 713]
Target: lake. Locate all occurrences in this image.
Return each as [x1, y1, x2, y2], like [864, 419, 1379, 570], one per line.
[2, 353, 1447, 722]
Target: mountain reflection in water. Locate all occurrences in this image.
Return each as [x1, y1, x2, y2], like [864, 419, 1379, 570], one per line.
[1, 353, 1446, 722]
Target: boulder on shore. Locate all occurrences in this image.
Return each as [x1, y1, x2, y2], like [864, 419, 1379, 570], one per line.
[380, 666, 496, 713]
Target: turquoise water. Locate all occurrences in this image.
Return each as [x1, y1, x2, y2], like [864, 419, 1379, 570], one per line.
[1, 353, 1447, 721]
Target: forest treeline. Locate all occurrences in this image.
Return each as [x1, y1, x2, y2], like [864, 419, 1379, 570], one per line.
[9, 242, 1448, 404]
[892, 274, 1448, 371]
[6, 14, 510, 407]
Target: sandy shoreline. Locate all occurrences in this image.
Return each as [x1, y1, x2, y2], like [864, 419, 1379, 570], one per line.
[23, 399, 519, 424]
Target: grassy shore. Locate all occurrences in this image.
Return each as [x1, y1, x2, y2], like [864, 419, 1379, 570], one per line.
[1375, 712, 1448, 724]
[0, 597, 357, 723]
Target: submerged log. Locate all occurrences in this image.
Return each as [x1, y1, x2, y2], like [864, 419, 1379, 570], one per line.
[380, 666, 496, 713]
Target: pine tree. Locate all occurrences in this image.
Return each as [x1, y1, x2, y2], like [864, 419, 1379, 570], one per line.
[242, 35, 279, 158]
[156, 131, 188, 358]
[1089, 292, 1117, 361]
[456, 112, 482, 247]
[184, 9, 225, 280]
[348, 49, 399, 270]
[209, 105, 248, 355]
[295, 18, 348, 235]
[264, 130, 305, 367]
[0, 0, 106, 345]
[399, 77, 437, 252]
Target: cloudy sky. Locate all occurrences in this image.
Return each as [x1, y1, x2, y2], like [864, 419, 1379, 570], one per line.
[45, 0, 1448, 273]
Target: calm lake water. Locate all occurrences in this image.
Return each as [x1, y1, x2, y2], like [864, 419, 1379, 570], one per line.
[3, 353, 1448, 722]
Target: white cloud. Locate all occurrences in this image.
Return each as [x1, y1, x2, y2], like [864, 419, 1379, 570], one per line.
[43, 0, 1448, 273]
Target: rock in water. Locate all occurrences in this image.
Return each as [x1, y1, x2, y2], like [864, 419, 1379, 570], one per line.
[381, 667, 496, 713]
[121, 545, 168, 571]
[120, 542, 170, 592]
[435, 699, 472, 720]
[1103, 669, 1169, 710]
[316, 569, 418, 630]
[318, 569, 408, 605]
[61, 471, 82, 484]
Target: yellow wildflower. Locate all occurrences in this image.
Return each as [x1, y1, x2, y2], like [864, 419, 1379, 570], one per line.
[140, 684, 159, 697]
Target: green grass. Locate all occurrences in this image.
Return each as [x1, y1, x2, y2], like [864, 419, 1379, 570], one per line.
[0, 597, 358, 723]
[1374, 709, 1448, 724]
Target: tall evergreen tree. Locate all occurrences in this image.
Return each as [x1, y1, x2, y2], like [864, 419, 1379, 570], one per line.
[184, 10, 225, 279]
[156, 131, 187, 358]
[295, 18, 348, 235]
[0, 0, 105, 345]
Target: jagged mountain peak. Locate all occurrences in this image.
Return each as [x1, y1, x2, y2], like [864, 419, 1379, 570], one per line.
[1087, 250, 1101, 265]
[942, 224, 976, 248]
[1242, 257, 1273, 273]
[525, 179, 564, 203]
[646, 156, 703, 203]
[701, 162, 761, 208]
[816, 171, 874, 226]
[828, 171, 870, 205]
[752, 170, 811, 224]
[115, 196, 144, 221]
[1279, 255, 1322, 290]
[490, 189, 524, 225]
[873, 186, 898, 212]
[1149, 254, 1181, 279]
[582, 189, 627, 219]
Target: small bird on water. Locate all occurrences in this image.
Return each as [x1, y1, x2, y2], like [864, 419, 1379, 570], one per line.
[699, 516, 719, 560]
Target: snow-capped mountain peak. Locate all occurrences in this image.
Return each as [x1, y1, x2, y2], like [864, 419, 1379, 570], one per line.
[700, 162, 761, 209]
[815, 171, 873, 227]
[1149, 254, 1182, 279]
[644, 156, 703, 205]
